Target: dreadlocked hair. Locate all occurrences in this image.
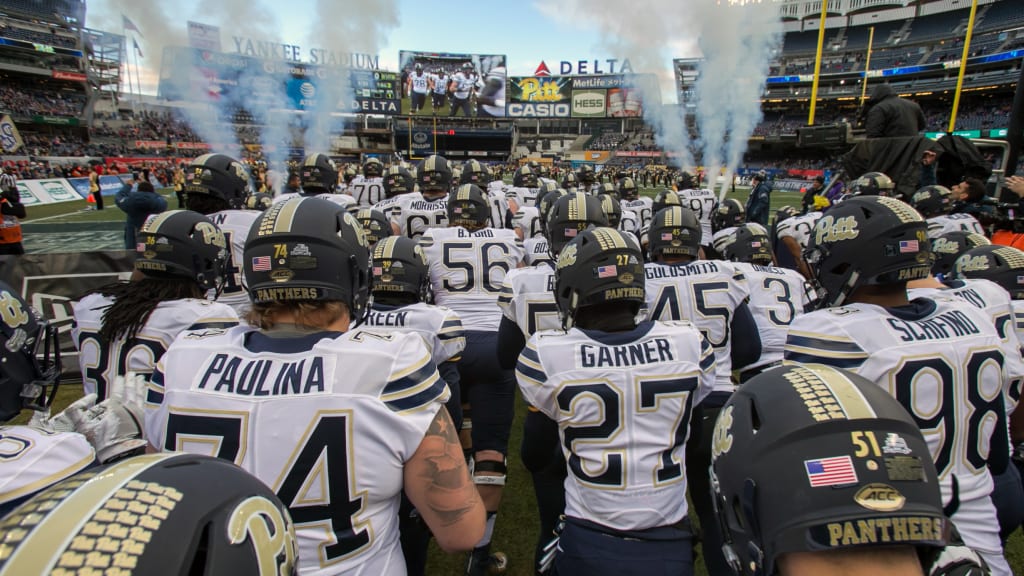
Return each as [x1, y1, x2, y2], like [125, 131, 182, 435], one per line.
[246, 301, 348, 331]
[185, 193, 230, 215]
[90, 277, 205, 343]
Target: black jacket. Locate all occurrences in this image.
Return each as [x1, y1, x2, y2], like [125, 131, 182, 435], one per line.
[865, 85, 926, 138]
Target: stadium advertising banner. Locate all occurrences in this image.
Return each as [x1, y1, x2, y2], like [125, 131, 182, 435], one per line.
[15, 179, 83, 205]
[506, 74, 658, 119]
[398, 50, 507, 117]
[158, 46, 400, 115]
[507, 76, 572, 118]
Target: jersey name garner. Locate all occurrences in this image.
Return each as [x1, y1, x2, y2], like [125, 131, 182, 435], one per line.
[197, 353, 326, 396]
[579, 337, 674, 368]
[886, 310, 981, 342]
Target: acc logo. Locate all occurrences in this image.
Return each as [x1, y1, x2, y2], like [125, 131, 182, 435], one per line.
[814, 215, 859, 245]
[711, 405, 734, 459]
[557, 242, 578, 269]
[270, 269, 294, 282]
[956, 255, 989, 273]
[854, 483, 906, 512]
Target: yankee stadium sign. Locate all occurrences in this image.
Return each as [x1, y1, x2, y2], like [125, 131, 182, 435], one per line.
[230, 35, 379, 69]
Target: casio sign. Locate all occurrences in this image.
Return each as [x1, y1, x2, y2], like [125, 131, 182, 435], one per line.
[507, 103, 570, 117]
[573, 91, 606, 114]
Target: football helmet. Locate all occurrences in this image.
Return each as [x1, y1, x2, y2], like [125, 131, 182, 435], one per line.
[712, 364, 947, 576]
[383, 165, 415, 198]
[354, 208, 393, 246]
[712, 198, 746, 233]
[930, 231, 990, 278]
[0, 282, 60, 422]
[245, 193, 273, 211]
[576, 164, 596, 185]
[675, 171, 696, 190]
[850, 171, 895, 197]
[648, 205, 702, 260]
[545, 192, 608, 256]
[804, 196, 931, 308]
[910, 185, 953, 218]
[618, 177, 638, 201]
[342, 165, 358, 184]
[536, 187, 569, 230]
[184, 153, 250, 209]
[370, 236, 431, 303]
[554, 227, 645, 330]
[363, 157, 384, 178]
[652, 189, 683, 217]
[299, 153, 338, 194]
[135, 210, 227, 292]
[460, 160, 491, 185]
[775, 205, 798, 225]
[513, 165, 538, 189]
[596, 182, 618, 199]
[417, 155, 452, 194]
[952, 245, 1024, 300]
[414, 62, 423, 72]
[244, 197, 371, 322]
[0, 453, 298, 576]
[448, 184, 491, 229]
[725, 224, 773, 265]
[597, 193, 622, 228]
[560, 171, 579, 190]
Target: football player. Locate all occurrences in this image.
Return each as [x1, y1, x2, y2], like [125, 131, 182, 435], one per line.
[784, 196, 1019, 575]
[712, 364, 983, 576]
[643, 205, 761, 575]
[724, 224, 811, 382]
[0, 453, 300, 575]
[390, 155, 452, 239]
[408, 62, 430, 114]
[146, 197, 485, 574]
[522, 188, 568, 267]
[560, 171, 579, 193]
[576, 164, 600, 195]
[72, 211, 238, 401]
[507, 164, 541, 213]
[476, 65, 506, 118]
[182, 153, 262, 314]
[849, 171, 896, 198]
[373, 164, 417, 225]
[619, 177, 652, 235]
[775, 204, 823, 279]
[431, 68, 450, 114]
[676, 178, 717, 252]
[463, 160, 511, 231]
[912, 184, 985, 238]
[516, 226, 715, 575]
[348, 157, 386, 207]
[354, 208, 394, 247]
[928, 230, 991, 280]
[498, 193, 606, 570]
[450, 62, 476, 117]
[709, 198, 746, 259]
[295, 153, 358, 210]
[419, 185, 524, 575]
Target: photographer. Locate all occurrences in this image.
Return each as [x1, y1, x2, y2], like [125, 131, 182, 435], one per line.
[115, 170, 166, 249]
[0, 165, 25, 255]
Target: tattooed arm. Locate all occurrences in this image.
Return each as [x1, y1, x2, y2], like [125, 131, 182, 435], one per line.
[404, 407, 486, 552]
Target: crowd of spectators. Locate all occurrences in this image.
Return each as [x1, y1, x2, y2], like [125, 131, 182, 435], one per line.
[585, 131, 628, 150]
[0, 83, 85, 117]
[0, 20, 77, 49]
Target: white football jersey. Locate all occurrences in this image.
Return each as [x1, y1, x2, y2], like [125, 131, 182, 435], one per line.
[776, 212, 822, 249]
[643, 260, 751, 392]
[420, 227, 524, 332]
[272, 191, 301, 205]
[409, 72, 430, 94]
[485, 187, 511, 230]
[732, 263, 810, 370]
[784, 298, 1022, 573]
[147, 325, 448, 576]
[206, 209, 259, 315]
[72, 294, 239, 399]
[927, 213, 985, 238]
[678, 188, 716, 245]
[619, 209, 640, 238]
[316, 192, 358, 211]
[364, 302, 466, 366]
[431, 74, 448, 94]
[517, 321, 715, 531]
[523, 237, 552, 266]
[621, 197, 654, 231]
[505, 186, 540, 210]
[498, 264, 558, 339]
[0, 426, 94, 507]
[347, 176, 386, 208]
[371, 195, 404, 223]
[512, 206, 542, 239]
[392, 193, 448, 239]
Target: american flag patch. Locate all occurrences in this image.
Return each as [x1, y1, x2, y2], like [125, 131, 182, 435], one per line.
[805, 456, 858, 487]
[373, 266, 382, 275]
[565, 228, 578, 237]
[661, 232, 673, 241]
[596, 265, 617, 278]
[136, 243, 145, 252]
[453, 207, 463, 214]
[751, 241, 762, 248]
[899, 240, 919, 253]
[251, 256, 272, 272]
[1018, 275, 1024, 285]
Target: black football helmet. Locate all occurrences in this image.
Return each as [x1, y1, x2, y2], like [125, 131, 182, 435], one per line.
[576, 164, 596, 185]
[0, 282, 60, 422]
[597, 193, 622, 228]
[618, 177, 638, 201]
[712, 198, 745, 233]
[460, 160, 491, 185]
[448, 184, 491, 229]
[555, 227, 645, 330]
[560, 171, 579, 191]
[370, 236, 431, 303]
[712, 364, 947, 576]
[513, 165, 538, 188]
[536, 187, 569, 230]
[354, 208, 393, 246]
[652, 189, 683, 216]
[850, 171, 895, 197]
[383, 165, 415, 198]
[244, 197, 371, 322]
[775, 205, 798, 225]
[724, 224, 773, 265]
[930, 231, 990, 278]
[363, 156, 384, 178]
[417, 155, 452, 194]
[910, 185, 953, 218]
[675, 171, 696, 190]
[804, 196, 931, 308]
[185, 153, 250, 209]
[300, 153, 338, 194]
[545, 192, 608, 256]
[648, 206, 702, 260]
[952, 245, 1024, 300]
[135, 210, 228, 292]
[342, 165, 358, 184]
[245, 193, 273, 211]
[0, 453, 298, 575]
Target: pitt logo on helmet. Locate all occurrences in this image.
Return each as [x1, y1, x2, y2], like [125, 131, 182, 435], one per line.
[956, 255, 990, 273]
[814, 215, 859, 245]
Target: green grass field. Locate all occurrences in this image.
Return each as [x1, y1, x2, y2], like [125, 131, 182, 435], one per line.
[14, 183, 1024, 575]
[23, 188, 180, 224]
